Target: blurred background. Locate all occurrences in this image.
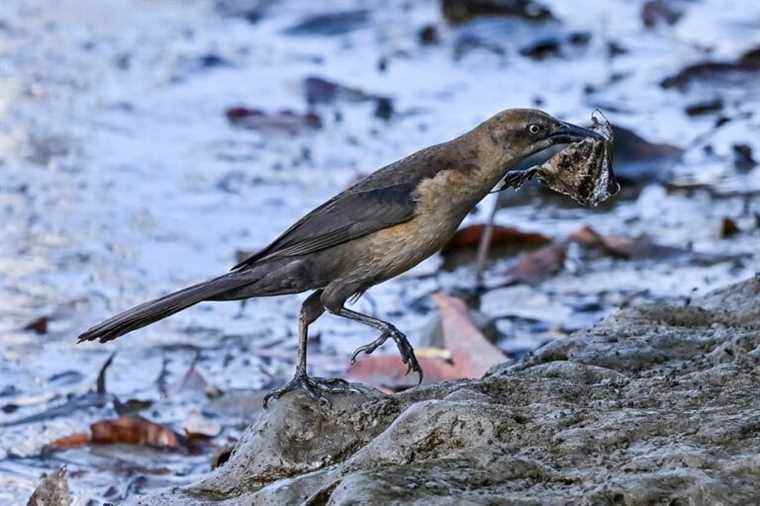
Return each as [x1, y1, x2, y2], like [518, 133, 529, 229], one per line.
[1, 0, 759, 502]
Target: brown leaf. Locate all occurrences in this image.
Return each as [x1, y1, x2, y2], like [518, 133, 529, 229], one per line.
[721, 217, 740, 238]
[568, 225, 633, 258]
[47, 432, 90, 450]
[225, 106, 321, 132]
[24, 316, 49, 335]
[90, 415, 180, 448]
[442, 224, 550, 254]
[568, 225, 684, 260]
[503, 242, 567, 284]
[433, 292, 506, 376]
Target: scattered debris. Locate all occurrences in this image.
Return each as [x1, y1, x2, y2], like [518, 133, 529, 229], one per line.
[418, 24, 440, 45]
[502, 242, 568, 285]
[225, 107, 322, 132]
[373, 97, 394, 120]
[720, 217, 740, 238]
[661, 45, 760, 90]
[303, 76, 376, 105]
[284, 10, 369, 36]
[641, 0, 683, 28]
[442, 0, 554, 24]
[23, 316, 49, 335]
[733, 143, 756, 171]
[26, 466, 71, 506]
[519, 39, 561, 60]
[684, 98, 723, 116]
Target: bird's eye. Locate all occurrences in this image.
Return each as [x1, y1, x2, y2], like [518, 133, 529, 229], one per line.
[528, 124, 542, 135]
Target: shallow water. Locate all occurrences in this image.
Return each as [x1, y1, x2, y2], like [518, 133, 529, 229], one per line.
[1, 0, 759, 502]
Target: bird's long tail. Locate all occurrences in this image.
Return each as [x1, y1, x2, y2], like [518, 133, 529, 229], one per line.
[77, 273, 253, 343]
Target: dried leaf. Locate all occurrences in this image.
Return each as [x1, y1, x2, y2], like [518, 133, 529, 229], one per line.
[225, 106, 321, 132]
[90, 415, 180, 448]
[721, 217, 740, 238]
[442, 224, 550, 254]
[433, 292, 506, 377]
[502, 242, 567, 285]
[46, 432, 90, 450]
[23, 316, 49, 335]
[535, 112, 619, 207]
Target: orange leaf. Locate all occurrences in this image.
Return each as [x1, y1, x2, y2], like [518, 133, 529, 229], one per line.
[47, 432, 90, 449]
[90, 415, 180, 448]
[443, 224, 551, 253]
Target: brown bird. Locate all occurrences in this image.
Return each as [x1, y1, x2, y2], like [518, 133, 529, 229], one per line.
[78, 108, 604, 406]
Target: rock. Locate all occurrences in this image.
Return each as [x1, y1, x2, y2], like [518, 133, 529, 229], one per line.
[610, 124, 683, 185]
[134, 276, 760, 504]
[442, 0, 554, 24]
[661, 45, 760, 90]
[214, 0, 272, 24]
[303, 76, 374, 105]
[417, 24, 440, 45]
[733, 143, 756, 171]
[641, 0, 684, 28]
[519, 38, 561, 60]
[684, 98, 723, 116]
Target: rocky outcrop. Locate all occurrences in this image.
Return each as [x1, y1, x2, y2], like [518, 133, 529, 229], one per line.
[135, 275, 760, 505]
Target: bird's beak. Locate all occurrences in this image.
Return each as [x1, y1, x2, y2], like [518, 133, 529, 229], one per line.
[550, 121, 605, 144]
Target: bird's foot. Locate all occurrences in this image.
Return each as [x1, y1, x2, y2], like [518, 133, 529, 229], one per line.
[263, 372, 357, 408]
[350, 328, 423, 384]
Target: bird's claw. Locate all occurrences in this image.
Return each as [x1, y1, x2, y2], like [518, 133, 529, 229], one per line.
[391, 331, 423, 384]
[263, 373, 356, 408]
[349, 328, 424, 385]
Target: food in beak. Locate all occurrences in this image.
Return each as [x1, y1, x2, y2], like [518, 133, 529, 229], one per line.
[498, 112, 619, 207]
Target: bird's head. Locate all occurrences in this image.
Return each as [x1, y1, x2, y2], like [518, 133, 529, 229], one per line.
[478, 108, 605, 163]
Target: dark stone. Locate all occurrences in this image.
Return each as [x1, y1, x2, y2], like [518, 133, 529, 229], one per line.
[685, 98, 724, 116]
[418, 24, 440, 45]
[642, 0, 684, 28]
[733, 143, 756, 171]
[374, 97, 394, 121]
[519, 38, 561, 60]
[284, 10, 369, 36]
[442, 0, 554, 24]
[661, 46, 760, 90]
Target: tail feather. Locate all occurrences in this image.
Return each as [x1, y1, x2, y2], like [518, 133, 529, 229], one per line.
[77, 274, 252, 344]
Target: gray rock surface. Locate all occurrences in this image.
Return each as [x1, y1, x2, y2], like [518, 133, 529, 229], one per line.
[135, 275, 760, 505]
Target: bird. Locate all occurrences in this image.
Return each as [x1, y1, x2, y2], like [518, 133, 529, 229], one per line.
[77, 108, 603, 406]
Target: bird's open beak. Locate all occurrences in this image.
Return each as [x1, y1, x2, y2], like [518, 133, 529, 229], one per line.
[550, 121, 605, 144]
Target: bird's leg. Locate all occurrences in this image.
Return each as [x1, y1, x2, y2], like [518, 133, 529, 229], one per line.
[264, 290, 353, 408]
[333, 306, 423, 384]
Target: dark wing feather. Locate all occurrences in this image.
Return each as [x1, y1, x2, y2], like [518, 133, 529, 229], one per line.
[232, 182, 417, 270]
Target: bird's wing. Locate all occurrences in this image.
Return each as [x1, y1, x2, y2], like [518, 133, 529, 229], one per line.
[231, 182, 418, 270]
